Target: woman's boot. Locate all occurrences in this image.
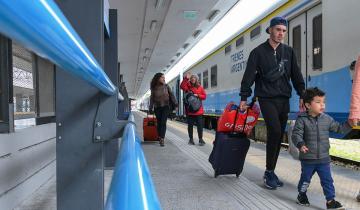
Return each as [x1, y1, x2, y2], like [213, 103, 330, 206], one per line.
[159, 137, 165, 147]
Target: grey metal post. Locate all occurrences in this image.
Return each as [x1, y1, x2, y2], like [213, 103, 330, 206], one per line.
[33, 54, 56, 125]
[55, 0, 105, 209]
[0, 35, 13, 133]
[104, 9, 119, 168]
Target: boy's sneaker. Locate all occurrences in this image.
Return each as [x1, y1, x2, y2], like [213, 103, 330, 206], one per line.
[296, 193, 310, 206]
[199, 139, 206, 146]
[273, 172, 284, 187]
[263, 171, 277, 190]
[326, 200, 345, 210]
[188, 139, 195, 145]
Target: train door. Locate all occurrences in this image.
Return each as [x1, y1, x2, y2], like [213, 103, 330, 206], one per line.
[289, 13, 307, 85]
[288, 4, 322, 87]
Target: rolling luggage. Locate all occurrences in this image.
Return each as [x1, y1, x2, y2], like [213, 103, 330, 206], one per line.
[143, 114, 159, 141]
[209, 98, 259, 178]
[209, 132, 250, 177]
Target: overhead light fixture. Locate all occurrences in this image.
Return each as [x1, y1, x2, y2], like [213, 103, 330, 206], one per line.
[176, 52, 181, 57]
[163, 69, 166, 72]
[183, 43, 189, 49]
[150, 20, 157, 31]
[139, 67, 144, 72]
[145, 48, 151, 55]
[166, 65, 170, 68]
[155, 0, 164, 9]
[207, 10, 220, 22]
[170, 59, 174, 63]
[192, 30, 201, 38]
[143, 56, 147, 62]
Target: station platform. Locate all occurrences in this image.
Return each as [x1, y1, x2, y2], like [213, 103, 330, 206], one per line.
[14, 111, 360, 210]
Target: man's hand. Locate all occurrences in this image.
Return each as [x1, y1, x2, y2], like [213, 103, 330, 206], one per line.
[348, 119, 359, 127]
[300, 145, 309, 153]
[193, 94, 198, 97]
[299, 99, 306, 112]
[239, 101, 248, 111]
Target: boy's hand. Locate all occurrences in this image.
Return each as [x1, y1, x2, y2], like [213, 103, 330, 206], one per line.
[300, 145, 309, 153]
[184, 72, 191, 79]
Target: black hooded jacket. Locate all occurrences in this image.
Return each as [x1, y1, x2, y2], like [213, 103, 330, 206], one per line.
[240, 40, 305, 100]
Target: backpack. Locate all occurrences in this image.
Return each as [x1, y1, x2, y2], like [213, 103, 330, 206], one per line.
[184, 92, 201, 113]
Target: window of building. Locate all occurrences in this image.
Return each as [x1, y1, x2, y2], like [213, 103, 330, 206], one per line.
[312, 14, 322, 70]
[210, 65, 217, 87]
[224, 45, 231, 54]
[250, 25, 261, 39]
[197, 73, 201, 85]
[236, 36, 244, 47]
[292, 25, 302, 70]
[203, 70, 208, 89]
[12, 43, 36, 129]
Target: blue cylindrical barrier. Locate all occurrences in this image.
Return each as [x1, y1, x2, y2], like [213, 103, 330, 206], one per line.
[0, 0, 116, 95]
[105, 113, 161, 210]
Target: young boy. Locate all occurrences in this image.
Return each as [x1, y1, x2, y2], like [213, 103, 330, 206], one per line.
[291, 87, 352, 210]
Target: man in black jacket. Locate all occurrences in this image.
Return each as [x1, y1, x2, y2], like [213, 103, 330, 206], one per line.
[239, 16, 305, 190]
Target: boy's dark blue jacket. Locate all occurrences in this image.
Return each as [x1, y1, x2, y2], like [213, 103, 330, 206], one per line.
[291, 112, 352, 162]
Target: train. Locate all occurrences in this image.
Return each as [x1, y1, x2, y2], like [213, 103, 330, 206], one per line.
[143, 0, 360, 137]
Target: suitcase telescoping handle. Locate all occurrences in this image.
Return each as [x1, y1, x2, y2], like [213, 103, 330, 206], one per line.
[232, 97, 256, 133]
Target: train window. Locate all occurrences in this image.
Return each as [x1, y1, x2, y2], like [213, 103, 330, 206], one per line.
[292, 25, 302, 70]
[236, 36, 244, 47]
[197, 73, 202, 85]
[224, 45, 231, 54]
[203, 70, 208, 89]
[211, 65, 217, 87]
[312, 14, 322, 70]
[250, 25, 261, 39]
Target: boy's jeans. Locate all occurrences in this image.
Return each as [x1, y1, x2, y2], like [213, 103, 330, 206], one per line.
[298, 161, 335, 201]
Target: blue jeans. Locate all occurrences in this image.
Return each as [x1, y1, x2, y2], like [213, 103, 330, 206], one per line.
[298, 162, 335, 201]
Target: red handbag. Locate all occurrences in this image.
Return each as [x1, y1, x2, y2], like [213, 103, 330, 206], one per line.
[217, 99, 260, 135]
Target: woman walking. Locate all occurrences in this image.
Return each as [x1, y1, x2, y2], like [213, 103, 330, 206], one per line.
[149, 73, 178, 146]
[180, 72, 207, 146]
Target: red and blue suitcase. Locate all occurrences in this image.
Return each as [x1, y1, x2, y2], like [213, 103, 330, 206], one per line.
[209, 98, 258, 178]
[143, 115, 159, 141]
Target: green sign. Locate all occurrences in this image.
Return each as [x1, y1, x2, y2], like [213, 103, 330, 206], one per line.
[183, 10, 198, 20]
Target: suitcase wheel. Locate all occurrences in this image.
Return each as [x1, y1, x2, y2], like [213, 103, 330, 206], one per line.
[236, 172, 240, 178]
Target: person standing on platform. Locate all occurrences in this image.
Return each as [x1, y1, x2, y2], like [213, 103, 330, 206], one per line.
[180, 72, 207, 146]
[348, 56, 360, 202]
[149, 73, 178, 147]
[239, 16, 305, 190]
[292, 87, 352, 210]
